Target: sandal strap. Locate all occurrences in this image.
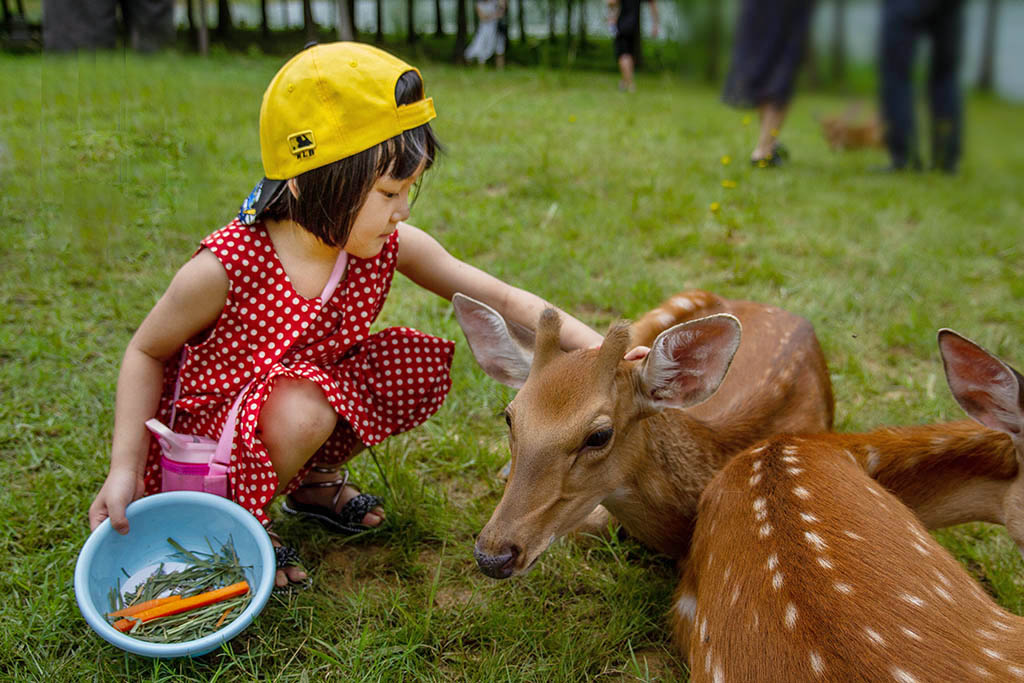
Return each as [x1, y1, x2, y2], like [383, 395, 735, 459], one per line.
[275, 545, 301, 568]
[297, 467, 350, 492]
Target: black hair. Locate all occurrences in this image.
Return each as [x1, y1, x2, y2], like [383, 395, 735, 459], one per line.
[263, 69, 441, 247]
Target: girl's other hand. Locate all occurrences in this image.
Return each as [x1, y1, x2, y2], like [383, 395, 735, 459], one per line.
[88, 468, 144, 534]
[624, 346, 650, 361]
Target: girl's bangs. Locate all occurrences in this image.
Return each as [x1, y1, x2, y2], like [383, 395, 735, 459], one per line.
[377, 126, 438, 179]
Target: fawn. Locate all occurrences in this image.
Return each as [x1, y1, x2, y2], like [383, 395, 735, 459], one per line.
[676, 328, 1024, 680]
[455, 290, 833, 573]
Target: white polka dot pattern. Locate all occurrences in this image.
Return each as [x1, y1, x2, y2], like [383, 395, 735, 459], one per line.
[142, 220, 455, 526]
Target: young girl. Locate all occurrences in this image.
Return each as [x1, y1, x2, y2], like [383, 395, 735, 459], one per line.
[87, 42, 603, 587]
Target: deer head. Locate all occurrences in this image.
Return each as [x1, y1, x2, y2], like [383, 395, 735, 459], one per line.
[453, 293, 741, 578]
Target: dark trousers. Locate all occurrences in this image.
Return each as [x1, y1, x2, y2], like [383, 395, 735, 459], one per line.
[879, 0, 965, 171]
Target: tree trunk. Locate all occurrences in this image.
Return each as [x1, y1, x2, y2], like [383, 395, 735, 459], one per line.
[565, 0, 573, 51]
[303, 0, 317, 42]
[704, 0, 723, 82]
[577, 0, 587, 48]
[198, 0, 209, 55]
[434, 0, 444, 37]
[517, 0, 525, 44]
[260, 0, 269, 40]
[547, 0, 555, 41]
[454, 0, 468, 61]
[375, 0, 383, 41]
[186, 0, 195, 33]
[336, 0, 355, 39]
[407, 0, 417, 43]
[215, 0, 232, 39]
[830, 0, 847, 85]
[977, 0, 1000, 92]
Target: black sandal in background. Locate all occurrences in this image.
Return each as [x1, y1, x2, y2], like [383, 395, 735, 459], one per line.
[752, 142, 789, 168]
[280, 466, 384, 535]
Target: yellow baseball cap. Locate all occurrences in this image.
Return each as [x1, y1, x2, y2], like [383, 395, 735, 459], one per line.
[239, 41, 436, 224]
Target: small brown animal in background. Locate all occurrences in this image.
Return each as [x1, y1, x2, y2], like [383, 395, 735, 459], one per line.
[820, 103, 884, 151]
[675, 330, 1024, 681]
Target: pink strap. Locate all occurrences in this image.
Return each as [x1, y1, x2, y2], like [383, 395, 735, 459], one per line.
[169, 248, 349, 466]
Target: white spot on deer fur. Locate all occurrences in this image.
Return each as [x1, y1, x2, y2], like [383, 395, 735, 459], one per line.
[787, 467, 804, 476]
[865, 447, 880, 474]
[784, 603, 798, 629]
[801, 512, 819, 523]
[809, 651, 825, 676]
[782, 456, 800, 464]
[755, 509, 768, 522]
[913, 543, 931, 556]
[973, 666, 992, 678]
[1008, 664, 1024, 677]
[867, 485, 883, 498]
[934, 570, 952, 587]
[931, 436, 949, 447]
[749, 473, 763, 487]
[818, 556, 834, 570]
[994, 620, 1013, 632]
[657, 311, 675, 327]
[783, 446, 799, 456]
[978, 628, 997, 640]
[750, 445, 766, 455]
[713, 664, 724, 683]
[675, 594, 697, 621]
[731, 585, 741, 606]
[844, 530, 865, 541]
[759, 524, 773, 538]
[700, 617, 708, 641]
[900, 594, 925, 607]
[723, 565, 732, 581]
[753, 497, 766, 512]
[844, 450, 857, 465]
[901, 627, 922, 641]
[752, 459, 762, 471]
[834, 582, 853, 594]
[773, 572, 784, 590]
[804, 531, 828, 551]
[767, 554, 779, 570]
[794, 486, 811, 499]
[671, 295, 696, 312]
[983, 648, 1004, 660]
[891, 668, 918, 683]
[865, 627, 886, 646]
[934, 585, 953, 602]
[707, 553, 714, 571]
[704, 650, 712, 673]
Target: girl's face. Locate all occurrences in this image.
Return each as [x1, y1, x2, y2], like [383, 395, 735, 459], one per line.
[344, 165, 423, 258]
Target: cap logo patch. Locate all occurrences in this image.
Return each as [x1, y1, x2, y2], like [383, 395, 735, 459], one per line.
[288, 130, 317, 159]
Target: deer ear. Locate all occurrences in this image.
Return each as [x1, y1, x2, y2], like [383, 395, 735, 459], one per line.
[938, 329, 1023, 437]
[636, 314, 741, 410]
[453, 293, 534, 388]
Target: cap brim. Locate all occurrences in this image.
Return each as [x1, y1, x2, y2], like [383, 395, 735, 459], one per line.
[250, 178, 289, 218]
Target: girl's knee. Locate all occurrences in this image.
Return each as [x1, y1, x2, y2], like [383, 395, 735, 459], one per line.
[259, 377, 338, 448]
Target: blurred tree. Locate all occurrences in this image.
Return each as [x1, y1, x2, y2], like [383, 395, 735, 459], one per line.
[303, 0, 316, 41]
[516, 0, 525, 44]
[407, 0, 417, 43]
[547, 0, 556, 40]
[454, 0, 468, 60]
[336, 0, 355, 40]
[977, 0, 1000, 91]
[705, 0, 723, 82]
[376, 0, 384, 41]
[435, 0, 445, 37]
[260, 0, 269, 40]
[215, 0, 232, 38]
[831, 0, 847, 85]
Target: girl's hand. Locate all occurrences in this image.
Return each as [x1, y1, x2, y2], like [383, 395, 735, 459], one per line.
[89, 468, 144, 534]
[624, 346, 650, 361]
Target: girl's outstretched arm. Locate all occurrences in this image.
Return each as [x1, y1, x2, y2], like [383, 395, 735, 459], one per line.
[395, 223, 603, 349]
[89, 249, 229, 533]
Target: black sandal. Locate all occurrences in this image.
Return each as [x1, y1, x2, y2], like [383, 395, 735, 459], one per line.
[267, 529, 311, 591]
[280, 466, 384, 535]
[752, 142, 789, 168]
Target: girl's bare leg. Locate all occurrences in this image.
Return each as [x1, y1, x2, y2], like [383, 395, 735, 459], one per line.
[258, 376, 383, 586]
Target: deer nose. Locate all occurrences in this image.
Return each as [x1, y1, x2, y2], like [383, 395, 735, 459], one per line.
[473, 542, 519, 579]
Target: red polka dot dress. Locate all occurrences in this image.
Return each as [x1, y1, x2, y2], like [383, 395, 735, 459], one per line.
[141, 220, 455, 526]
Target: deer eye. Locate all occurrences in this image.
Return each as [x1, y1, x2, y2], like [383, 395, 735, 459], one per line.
[504, 410, 512, 428]
[583, 428, 613, 451]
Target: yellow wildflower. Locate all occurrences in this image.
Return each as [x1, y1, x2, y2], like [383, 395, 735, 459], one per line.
[721, 179, 737, 189]
[721, 155, 731, 165]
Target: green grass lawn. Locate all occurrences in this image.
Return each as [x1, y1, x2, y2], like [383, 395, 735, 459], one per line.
[1, 49, 1022, 681]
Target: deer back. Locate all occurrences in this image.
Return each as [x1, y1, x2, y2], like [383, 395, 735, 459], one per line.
[676, 435, 1024, 682]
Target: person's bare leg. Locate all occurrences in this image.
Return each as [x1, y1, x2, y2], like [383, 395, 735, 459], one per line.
[618, 53, 635, 91]
[258, 376, 382, 586]
[753, 102, 787, 160]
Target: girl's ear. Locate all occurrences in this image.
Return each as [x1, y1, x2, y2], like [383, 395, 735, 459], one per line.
[287, 177, 300, 199]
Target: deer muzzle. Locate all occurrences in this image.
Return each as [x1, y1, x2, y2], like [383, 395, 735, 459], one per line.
[473, 541, 519, 579]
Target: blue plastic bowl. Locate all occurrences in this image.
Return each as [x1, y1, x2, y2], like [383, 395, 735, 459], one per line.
[74, 491, 275, 658]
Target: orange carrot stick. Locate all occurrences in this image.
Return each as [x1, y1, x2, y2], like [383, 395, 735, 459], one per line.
[107, 594, 183, 618]
[112, 581, 249, 633]
[214, 606, 234, 629]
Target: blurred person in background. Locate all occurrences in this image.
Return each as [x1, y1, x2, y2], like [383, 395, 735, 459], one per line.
[607, 0, 659, 92]
[722, 0, 816, 167]
[464, 0, 508, 68]
[878, 0, 965, 173]
[43, 0, 173, 52]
